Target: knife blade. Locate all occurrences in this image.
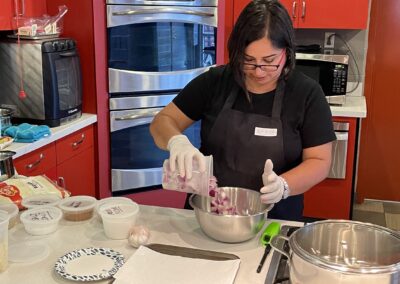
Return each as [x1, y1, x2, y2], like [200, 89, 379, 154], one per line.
[256, 221, 281, 273]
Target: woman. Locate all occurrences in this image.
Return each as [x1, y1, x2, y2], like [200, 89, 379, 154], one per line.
[150, 0, 336, 221]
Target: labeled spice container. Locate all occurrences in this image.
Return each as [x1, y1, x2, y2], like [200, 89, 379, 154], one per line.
[99, 202, 139, 240]
[95, 197, 134, 221]
[20, 206, 62, 236]
[21, 194, 61, 210]
[58, 195, 97, 221]
[162, 155, 213, 196]
[0, 203, 18, 229]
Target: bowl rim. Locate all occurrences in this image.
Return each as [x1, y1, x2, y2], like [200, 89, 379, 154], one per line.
[188, 188, 274, 217]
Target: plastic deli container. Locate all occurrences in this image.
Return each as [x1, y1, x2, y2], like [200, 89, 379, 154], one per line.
[20, 206, 62, 236]
[0, 203, 18, 229]
[58, 196, 97, 221]
[21, 194, 61, 210]
[95, 197, 134, 220]
[99, 202, 139, 240]
[162, 155, 213, 196]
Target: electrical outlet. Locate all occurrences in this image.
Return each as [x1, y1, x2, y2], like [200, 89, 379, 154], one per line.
[324, 32, 335, 49]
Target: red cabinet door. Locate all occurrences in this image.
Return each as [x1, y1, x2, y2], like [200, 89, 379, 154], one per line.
[297, 0, 369, 29]
[14, 143, 58, 180]
[57, 147, 96, 197]
[0, 0, 47, 30]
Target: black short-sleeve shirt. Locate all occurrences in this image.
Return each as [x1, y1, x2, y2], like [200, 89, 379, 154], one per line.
[173, 65, 336, 173]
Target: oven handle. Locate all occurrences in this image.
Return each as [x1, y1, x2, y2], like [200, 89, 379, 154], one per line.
[115, 110, 160, 121]
[112, 8, 214, 17]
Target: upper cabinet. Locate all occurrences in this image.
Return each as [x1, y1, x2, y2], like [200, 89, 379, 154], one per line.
[233, 0, 369, 29]
[280, 0, 369, 29]
[0, 0, 47, 30]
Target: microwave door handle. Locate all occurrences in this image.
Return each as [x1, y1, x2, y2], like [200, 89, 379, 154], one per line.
[112, 8, 214, 18]
[59, 51, 78, 57]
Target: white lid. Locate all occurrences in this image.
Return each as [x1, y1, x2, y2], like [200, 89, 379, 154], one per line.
[58, 195, 97, 212]
[95, 197, 133, 214]
[0, 202, 18, 218]
[21, 194, 61, 209]
[20, 206, 63, 224]
[99, 202, 139, 219]
[9, 241, 50, 263]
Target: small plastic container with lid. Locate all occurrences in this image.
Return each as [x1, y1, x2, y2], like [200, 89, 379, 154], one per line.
[20, 206, 62, 236]
[95, 196, 134, 220]
[99, 202, 139, 240]
[162, 155, 213, 196]
[58, 195, 97, 221]
[21, 194, 61, 210]
[0, 203, 18, 229]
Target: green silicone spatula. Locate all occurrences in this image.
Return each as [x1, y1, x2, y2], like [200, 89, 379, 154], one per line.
[256, 221, 281, 273]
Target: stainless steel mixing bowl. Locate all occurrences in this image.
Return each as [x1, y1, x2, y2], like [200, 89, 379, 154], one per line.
[189, 187, 273, 243]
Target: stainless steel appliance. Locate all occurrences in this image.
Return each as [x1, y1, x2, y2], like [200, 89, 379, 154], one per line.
[107, 0, 217, 192]
[296, 51, 349, 106]
[0, 38, 82, 127]
[110, 95, 200, 192]
[107, 0, 217, 93]
[328, 121, 349, 179]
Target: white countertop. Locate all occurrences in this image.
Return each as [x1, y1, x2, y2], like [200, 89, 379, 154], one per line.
[0, 205, 302, 284]
[6, 113, 97, 159]
[330, 96, 367, 118]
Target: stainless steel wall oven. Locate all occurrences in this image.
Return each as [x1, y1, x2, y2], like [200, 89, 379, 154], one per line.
[107, 0, 217, 193]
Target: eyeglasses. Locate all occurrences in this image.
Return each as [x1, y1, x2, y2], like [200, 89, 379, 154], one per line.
[243, 49, 286, 72]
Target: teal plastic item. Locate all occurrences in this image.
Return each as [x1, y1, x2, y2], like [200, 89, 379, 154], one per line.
[260, 221, 281, 247]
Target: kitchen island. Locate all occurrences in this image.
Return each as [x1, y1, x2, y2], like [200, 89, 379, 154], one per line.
[0, 205, 301, 284]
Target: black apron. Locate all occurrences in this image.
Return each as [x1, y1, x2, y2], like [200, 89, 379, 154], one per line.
[186, 86, 303, 221]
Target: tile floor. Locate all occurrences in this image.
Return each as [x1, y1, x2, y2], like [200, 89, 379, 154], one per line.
[352, 199, 400, 231]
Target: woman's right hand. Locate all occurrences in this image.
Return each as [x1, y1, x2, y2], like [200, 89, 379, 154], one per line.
[167, 134, 206, 179]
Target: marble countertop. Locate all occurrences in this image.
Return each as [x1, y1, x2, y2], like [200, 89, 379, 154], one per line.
[330, 96, 367, 118]
[6, 113, 97, 159]
[0, 205, 302, 284]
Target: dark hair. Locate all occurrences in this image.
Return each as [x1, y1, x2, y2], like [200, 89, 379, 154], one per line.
[228, 0, 296, 99]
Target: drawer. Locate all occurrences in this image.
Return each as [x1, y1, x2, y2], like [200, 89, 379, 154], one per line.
[56, 125, 94, 164]
[14, 143, 57, 176]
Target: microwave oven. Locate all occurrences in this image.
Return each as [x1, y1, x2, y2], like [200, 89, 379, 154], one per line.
[295, 52, 349, 105]
[0, 38, 82, 127]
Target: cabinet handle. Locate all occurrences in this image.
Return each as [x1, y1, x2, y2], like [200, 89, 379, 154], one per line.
[58, 177, 66, 188]
[72, 134, 85, 148]
[301, 1, 306, 19]
[292, 1, 297, 18]
[26, 153, 44, 169]
[14, 0, 25, 16]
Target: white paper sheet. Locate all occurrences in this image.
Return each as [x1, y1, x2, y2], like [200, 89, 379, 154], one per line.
[113, 246, 241, 284]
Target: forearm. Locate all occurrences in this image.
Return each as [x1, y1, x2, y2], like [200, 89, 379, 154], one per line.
[280, 143, 333, 196]
[150, 102, 195, 150]
[150, 114, 182, 150]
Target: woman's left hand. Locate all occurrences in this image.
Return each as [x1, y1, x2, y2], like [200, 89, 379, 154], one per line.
[260, 159, 284, 204]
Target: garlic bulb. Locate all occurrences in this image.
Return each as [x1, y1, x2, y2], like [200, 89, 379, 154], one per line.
[128, 225, 150, 248]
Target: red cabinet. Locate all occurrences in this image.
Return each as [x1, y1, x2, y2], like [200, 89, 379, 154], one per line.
[0, 0, 47, 30]
[14, 125, 96, 197]
[232, 0, 369, 30]
[280, 0, 369, 29]
[14, 143, 58, 180]
[55, 125, 96, 197]
[303, 117, 357, 220]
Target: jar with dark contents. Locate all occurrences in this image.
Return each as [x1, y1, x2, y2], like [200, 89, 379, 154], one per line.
[58, 196, 97, 221]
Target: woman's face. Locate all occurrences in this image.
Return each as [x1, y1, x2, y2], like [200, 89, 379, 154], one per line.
[243, 37, 286, 92]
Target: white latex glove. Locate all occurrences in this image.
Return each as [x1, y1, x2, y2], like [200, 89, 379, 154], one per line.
[167, 134, 206, 179]
[260, 159, 285, 204]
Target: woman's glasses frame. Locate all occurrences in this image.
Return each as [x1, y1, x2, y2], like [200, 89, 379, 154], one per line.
[242, 49, 286, 72]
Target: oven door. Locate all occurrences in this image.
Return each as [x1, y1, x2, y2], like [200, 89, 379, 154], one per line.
[110, 106, 201, 192]
[107, 4, 217, 93]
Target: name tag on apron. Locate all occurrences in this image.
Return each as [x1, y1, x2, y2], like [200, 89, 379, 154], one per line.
[254, 127, 277, 137]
